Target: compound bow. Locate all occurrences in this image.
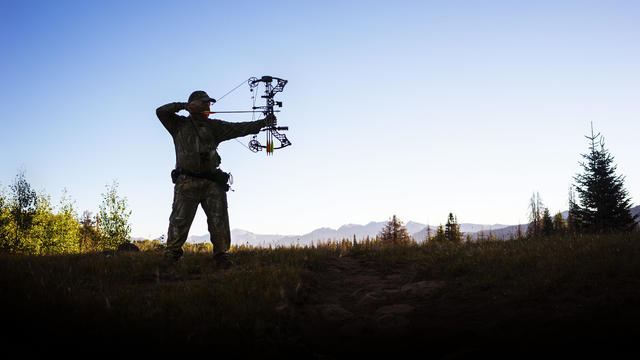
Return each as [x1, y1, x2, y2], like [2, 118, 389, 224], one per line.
[208, 75, 291, 156]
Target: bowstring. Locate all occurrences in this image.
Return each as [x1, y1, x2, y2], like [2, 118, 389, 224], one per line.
[214, 78, 256, 151]
[216, 78, 249, 103]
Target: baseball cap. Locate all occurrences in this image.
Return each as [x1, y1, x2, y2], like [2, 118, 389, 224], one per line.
[188, 90, 216, 103]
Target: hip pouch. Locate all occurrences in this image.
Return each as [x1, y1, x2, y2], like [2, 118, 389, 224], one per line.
[171, 169, 180, 184]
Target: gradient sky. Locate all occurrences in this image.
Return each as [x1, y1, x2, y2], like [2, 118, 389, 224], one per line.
[1, 0, 639, 239]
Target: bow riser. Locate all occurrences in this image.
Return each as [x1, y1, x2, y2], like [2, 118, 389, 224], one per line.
[247, 76, 291, 155]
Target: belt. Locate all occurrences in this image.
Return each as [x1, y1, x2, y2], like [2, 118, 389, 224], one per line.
[171, 167, 230, 191]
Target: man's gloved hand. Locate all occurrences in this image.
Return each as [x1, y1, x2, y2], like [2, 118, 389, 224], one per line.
[265, 113, 277, 127]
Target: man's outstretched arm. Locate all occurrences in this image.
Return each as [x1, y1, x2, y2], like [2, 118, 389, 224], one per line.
[156, 102, 188, 134]
[211, 115, 274, 143]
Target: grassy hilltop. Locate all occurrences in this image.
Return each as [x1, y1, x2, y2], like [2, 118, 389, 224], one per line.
[2, 233, 640, 357]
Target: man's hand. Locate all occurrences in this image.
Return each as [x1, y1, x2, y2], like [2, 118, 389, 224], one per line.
[185, 101, 198, 114]
[264, 114, 277, 127]
[186, 100, 210, 115]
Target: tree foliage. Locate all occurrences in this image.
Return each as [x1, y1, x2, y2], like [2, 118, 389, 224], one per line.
[79, 210, 100, 251]
[552, 211, 566, 234]
[0, 172, 83, 254]
[98, 181, 132, 250]
[0, 171, 133, 254]
[24, 192, 80, 254]
[5, 170, 37, 251]
[0, 186, 13, 251]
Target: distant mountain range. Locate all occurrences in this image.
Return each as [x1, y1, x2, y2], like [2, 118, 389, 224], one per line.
[185, 221, 510, 247]
[140, 205, 639, 247]
[185, 205, 639, 247]
[215, 222, 513, 247]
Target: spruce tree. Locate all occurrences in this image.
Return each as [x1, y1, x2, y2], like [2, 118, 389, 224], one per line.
[444, 213, 462, 242]
[572, 124, 637, 233]
[379, 215, 412, 245]
[431, 225, 446, 242]
[541, 208, 554, 237]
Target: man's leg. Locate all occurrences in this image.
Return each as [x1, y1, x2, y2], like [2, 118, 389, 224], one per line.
[165, 182, 200, 262]
[201, 184, 231, 256]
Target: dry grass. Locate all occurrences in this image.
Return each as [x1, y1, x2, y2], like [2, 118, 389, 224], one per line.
[1, 233, 639, 355]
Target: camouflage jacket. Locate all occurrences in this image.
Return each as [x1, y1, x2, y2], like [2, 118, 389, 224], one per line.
[156, 102, 266, 174]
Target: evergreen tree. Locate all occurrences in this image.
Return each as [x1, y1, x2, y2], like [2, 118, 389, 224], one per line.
[98, 181, 132, 250]
[379, 215, 412, 245]
[431, 225, 447, 242]
[541, 208, 554, 237]
[572, 124, 637, 233]
[444, 213, 462, 242]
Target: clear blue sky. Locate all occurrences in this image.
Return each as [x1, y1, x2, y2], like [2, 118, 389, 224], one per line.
[1, 0, 638, 239]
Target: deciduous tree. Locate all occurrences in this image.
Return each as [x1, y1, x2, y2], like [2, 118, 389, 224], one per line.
[526, 192, 544, 237]
[8, 170, 37, 250]
[98, 181, 132, 250]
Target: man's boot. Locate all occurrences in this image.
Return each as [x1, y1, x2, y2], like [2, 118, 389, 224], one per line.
[160, 254, 180, 270]
[213, 252, 234, 269]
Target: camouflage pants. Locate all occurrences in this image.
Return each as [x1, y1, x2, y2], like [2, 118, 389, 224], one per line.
[164, 175, 230, 260]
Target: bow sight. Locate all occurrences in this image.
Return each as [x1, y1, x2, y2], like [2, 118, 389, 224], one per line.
[247, 76, 291, 155]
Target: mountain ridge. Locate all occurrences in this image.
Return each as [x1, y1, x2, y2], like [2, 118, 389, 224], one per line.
[182, 205, 640, 246]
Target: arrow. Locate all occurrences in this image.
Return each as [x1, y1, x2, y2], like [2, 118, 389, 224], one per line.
[203, 110, 281, 115]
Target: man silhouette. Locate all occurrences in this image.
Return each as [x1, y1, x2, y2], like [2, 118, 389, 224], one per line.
[156, 90, 273, 268]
